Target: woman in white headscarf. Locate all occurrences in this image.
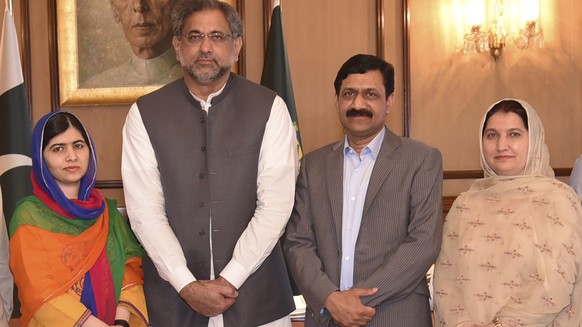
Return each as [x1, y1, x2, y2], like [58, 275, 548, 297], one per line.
[434, 99, 582, 326]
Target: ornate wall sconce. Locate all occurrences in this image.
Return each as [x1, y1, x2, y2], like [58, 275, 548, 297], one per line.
[462, 0, 543, 60]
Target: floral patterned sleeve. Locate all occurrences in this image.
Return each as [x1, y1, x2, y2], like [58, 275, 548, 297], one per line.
[496, 190, 582, 326]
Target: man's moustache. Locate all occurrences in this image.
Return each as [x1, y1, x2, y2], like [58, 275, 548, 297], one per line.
[346, 109, 373, 118]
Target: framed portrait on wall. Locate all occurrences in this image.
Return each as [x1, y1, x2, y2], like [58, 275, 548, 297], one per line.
[56, 0, 238, 105]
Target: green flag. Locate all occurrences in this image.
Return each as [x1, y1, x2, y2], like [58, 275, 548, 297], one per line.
[1, 5, 32, 318]
[261, 4, 303, 296]
[261, 4, 303, 159]
[0, 5, 32, 225]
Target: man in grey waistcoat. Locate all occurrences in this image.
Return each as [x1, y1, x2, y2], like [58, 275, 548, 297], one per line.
[121, 0, 298, 326]
[284, 54, 443, 326]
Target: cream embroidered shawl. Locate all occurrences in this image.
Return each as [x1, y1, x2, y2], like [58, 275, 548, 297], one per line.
[434, 99, 582, 326]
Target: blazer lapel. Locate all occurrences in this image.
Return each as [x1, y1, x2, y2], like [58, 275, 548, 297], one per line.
[326, 140, 345, 247]
[362, 128, 401, 217]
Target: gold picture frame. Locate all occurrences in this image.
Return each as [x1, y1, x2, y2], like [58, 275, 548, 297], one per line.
[56, 0, 237, 106]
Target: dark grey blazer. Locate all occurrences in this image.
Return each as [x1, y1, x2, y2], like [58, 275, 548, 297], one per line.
[284, 127, 443, 327]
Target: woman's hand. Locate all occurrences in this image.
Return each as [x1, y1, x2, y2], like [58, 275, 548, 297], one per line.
[82, 315, 109, 327]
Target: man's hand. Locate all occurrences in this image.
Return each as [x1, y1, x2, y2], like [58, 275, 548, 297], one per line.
[323, 288, 377, 327]
[179, 280, 238, 317]
[209, 275, 237, 290]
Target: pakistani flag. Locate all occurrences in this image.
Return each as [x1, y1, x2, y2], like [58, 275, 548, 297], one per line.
[261, 3, 302, 295]
[0, 5, 32, 318]
[261, 2, 303, 159]
[0, 4, 32, 226]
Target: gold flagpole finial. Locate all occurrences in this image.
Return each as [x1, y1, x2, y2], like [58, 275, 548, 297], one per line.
[4, 0, 12, 16]
[6, 0, 13, 15]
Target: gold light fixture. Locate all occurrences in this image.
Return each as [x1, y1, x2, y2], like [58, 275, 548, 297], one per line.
[513, 0, 544, 50]
[462, 0, 543, 60]
[487, 0, 506, 59]
[463, 0, 489, 55]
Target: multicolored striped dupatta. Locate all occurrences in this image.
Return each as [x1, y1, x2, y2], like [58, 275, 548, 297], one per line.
[10, 111, 116, 325]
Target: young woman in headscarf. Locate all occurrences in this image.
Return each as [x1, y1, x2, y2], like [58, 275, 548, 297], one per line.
[9, 111, 148, 327]
[434, 99, 582, 326]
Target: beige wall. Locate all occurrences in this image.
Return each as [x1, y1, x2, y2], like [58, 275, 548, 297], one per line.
[2, 0, 580, 202]
[409, 0, 582, 194]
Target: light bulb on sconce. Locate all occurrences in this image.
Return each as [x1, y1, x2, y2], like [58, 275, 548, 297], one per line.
[463, 25, 488, 54]
[514, 0, 544, 50]
[462, 0, 488, 54]
[461, 0, 543, 60]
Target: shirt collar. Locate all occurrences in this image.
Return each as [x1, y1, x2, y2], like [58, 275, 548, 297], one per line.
[343, 127, 385, 159]
[190, 81, 228, 107]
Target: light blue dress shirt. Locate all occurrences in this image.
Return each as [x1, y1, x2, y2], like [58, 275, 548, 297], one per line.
[340, 128, 385, 291]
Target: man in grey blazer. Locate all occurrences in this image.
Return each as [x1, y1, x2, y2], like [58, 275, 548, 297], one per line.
[284, 54, 443, 327]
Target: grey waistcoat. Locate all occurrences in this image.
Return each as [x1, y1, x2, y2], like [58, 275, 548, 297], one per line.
[136, 74, 294, 326]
